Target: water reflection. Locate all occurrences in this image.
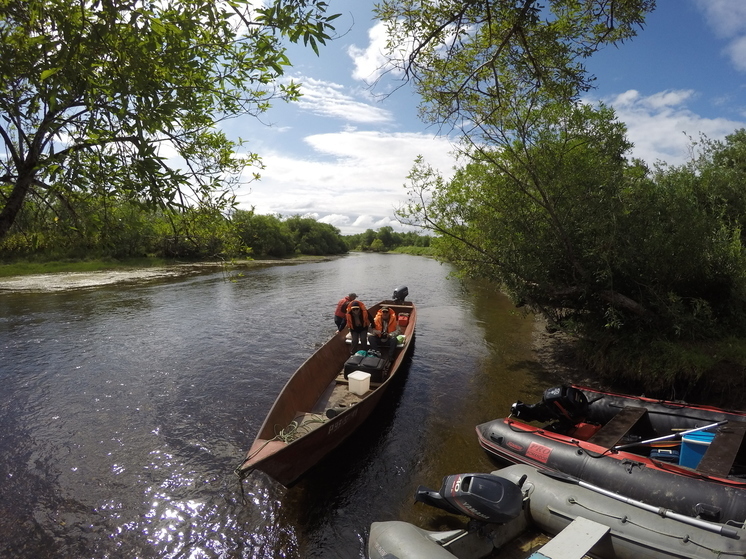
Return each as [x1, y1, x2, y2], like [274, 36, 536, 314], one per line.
[0, 253, 555, 557]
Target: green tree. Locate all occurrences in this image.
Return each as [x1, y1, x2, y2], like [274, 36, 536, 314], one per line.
[232, 210, 294, 257]
[284, 215, 347, 255]
[376, 0, 654, 146]
[401, 104, 640, 325]
[369, 238, 385, 252]
[402, 112, 746, 346]
[376, 226, 395, 249]
[361, 228, 377, 250]
[0, 0, 339, 240]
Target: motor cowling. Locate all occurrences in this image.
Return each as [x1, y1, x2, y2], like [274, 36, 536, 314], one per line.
[510, 385, 589, 425]
[393, 285, 409, 303]
[414, 473, 523, 524]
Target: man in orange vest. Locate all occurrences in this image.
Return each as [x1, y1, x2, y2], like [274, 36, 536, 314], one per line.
[370, 306, 400, 356]
[334, 292, 356, 331]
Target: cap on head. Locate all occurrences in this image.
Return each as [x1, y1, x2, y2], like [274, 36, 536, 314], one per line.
[380, 306, 389, 312]
[348, 293, 357, 299]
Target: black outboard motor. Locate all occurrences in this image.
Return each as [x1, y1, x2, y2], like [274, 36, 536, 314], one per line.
[510, 385, 589, 425]
[414, 473, 524, 524]
[393, 285, 409, 303]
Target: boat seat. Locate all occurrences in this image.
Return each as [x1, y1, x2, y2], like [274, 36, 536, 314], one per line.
[530, 516, 610, 559]
[696, 420, 746, 478]
[587, 406, 648, 449]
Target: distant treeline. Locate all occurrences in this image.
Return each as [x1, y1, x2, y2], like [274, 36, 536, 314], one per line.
[0, 198, 430, 261]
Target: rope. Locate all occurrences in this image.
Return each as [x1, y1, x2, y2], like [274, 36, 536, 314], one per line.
[233, 416, 328, 479]
[567, 498, 740, 555]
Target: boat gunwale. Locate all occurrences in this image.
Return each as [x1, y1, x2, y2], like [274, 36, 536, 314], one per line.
[476, 415, 746, 488]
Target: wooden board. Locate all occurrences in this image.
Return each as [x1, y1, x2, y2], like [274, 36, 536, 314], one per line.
[587, 406, 647, 449]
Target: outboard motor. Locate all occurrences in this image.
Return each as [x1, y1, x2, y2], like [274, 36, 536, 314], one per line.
[510, 385, 589, 425]
[414, 473, 524, 524]
[393, 285, 409, 303]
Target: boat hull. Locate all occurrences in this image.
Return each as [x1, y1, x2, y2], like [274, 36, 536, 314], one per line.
[237, 298, 416, 486]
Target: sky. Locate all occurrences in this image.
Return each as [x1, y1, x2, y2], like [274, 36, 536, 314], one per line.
[222, 0, 746, 235]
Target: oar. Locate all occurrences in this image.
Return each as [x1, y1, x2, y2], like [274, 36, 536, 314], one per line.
[613, 420, 728, 451]
[539, 469, 740, 539]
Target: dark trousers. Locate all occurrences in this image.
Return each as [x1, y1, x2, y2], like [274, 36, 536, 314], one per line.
[350, 328, 368, 353]
[370, 333, 397, 356]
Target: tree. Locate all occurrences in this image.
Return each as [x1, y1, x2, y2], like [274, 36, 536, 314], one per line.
[0, 0, 339, 240]
[402, 110, 746, 346]
[376, 225, 395, 249]
[379, 0, 660, 331]
[232, 210, 294, 257]
[375, 0, 655, 145]
[284, 215, 347, 255]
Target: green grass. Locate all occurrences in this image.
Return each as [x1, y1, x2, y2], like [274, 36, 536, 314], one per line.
[391, 246, 436, 256]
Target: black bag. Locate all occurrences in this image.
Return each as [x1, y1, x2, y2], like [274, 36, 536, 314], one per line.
[343, 354, 365, 377]
[357, 355, 387, 383]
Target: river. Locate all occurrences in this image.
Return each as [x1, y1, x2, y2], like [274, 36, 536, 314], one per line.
[0, 252, 559, 558]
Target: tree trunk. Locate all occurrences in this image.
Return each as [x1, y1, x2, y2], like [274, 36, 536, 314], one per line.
[0, 174, 33, 241]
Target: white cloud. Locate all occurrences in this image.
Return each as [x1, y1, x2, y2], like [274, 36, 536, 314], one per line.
[694, 0, 746, 71]
[233, 130, 457, 234]
[347, 21, 415, 85]
[600, 89, 745, 165]
[725, 35, 746, 72]
[695, 0, 746, 38]
[348, 22, 392, 83]
[294, 76, 393, 124]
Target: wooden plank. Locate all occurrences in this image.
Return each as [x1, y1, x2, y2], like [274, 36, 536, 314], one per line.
[587, 406, 648, 449]
[696, 421, 746, 477]
[530, 517, 609, 559]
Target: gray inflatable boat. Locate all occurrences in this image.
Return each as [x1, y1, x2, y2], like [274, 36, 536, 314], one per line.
[368, 464, 746, 559]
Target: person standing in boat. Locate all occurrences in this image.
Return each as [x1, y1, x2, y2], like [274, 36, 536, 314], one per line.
[345, 300, 370, 354]
[370, 306, 400, 356]
[334, 292, 357, 331]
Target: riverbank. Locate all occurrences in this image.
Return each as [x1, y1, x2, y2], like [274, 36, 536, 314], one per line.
[0, 256, 333, 292]
[530, 313, 746, 411]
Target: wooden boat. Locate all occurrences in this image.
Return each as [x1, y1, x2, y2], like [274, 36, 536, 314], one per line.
[476, 385, 746, 524]
[369, 464, 746, 559]
[235, 286, 416, 487]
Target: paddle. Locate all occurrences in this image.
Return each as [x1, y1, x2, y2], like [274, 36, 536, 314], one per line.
[613, 420, 728, 451]
[538, 469, 740, 539]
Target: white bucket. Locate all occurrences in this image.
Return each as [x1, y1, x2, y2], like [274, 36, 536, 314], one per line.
[348, 371, 371, 395]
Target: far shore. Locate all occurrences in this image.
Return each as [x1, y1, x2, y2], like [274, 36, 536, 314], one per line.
[0, 256, 334, 293]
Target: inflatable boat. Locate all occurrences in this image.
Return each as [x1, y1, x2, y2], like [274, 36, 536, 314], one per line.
[476, 385, 746, 524]
[368, 464, 746, 559]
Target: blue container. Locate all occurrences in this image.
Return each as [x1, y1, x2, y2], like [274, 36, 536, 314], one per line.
[679, 430, 716, 469]
[650, 448, 680, 463]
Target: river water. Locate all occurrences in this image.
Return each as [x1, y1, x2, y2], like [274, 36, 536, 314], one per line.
[0, 252, 558, 558]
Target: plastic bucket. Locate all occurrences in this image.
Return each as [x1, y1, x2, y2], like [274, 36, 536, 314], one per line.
[348, 371, 371, 395]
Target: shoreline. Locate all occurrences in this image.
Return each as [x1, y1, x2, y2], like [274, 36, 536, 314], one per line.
[0, 257, 333, 293]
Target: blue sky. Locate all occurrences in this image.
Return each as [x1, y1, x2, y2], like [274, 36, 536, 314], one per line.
[224, 0, 746, 235]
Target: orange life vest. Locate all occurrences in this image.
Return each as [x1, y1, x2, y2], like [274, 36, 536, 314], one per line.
[374, 309, 398, 334]
[346, 301, 370, 329]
